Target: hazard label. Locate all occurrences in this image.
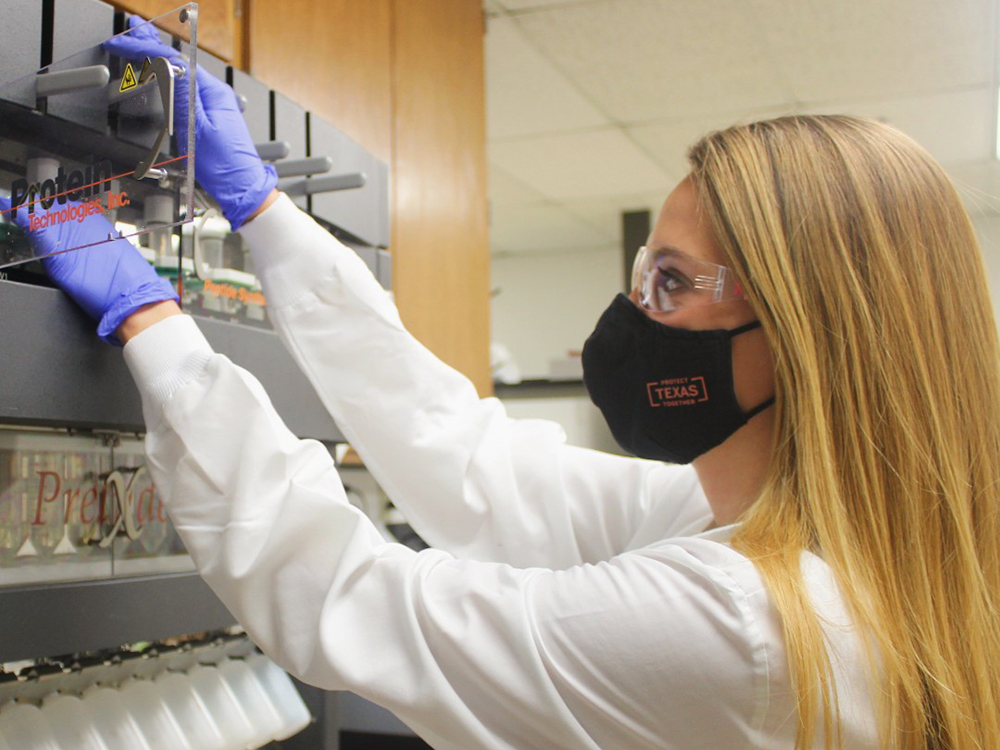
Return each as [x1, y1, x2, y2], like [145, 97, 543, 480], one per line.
[119, 62, 138, 92]
[139, 57, 152, 84]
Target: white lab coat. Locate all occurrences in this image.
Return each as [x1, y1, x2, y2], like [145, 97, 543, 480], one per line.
[122, 194, 878, 750]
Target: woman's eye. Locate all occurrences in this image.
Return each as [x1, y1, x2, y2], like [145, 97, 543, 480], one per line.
[655, 268, 691, 292]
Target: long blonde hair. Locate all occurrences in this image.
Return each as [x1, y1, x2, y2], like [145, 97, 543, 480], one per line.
[687, 115, 1000, 750]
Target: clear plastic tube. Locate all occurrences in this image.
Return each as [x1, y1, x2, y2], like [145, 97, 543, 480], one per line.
[0, 701, 62, 750]
[245, 654, 311, 740]
[154, 671, 231, 750]
[81, 684, 153, 750]
[41, 692, 110, 750]
[186, 665, 256, 750]
[217, 658, 284, 745]
[117, 678, 193, 750]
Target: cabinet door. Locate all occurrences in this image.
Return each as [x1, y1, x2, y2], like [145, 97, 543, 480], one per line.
[111, 0, 237, 62]
[391, 0, 491, 395]
[248, 0, 393, 163]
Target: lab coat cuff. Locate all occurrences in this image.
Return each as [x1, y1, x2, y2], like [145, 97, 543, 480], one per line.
[123, 314, 214, 419]
[237, 191, 344, 309]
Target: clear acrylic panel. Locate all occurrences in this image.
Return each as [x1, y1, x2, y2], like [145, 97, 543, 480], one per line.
[0, 431, 113, 586]
[0, 430, 193, 588]
[0, 4, 197, 270]
[112, 435, 192, 576]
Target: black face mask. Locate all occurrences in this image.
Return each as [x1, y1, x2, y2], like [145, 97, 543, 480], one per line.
[582, 294, 774, 464]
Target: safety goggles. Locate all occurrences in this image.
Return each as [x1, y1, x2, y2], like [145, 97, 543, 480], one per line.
[631, 245, 744, 313]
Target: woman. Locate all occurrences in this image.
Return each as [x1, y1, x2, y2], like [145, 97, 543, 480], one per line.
[683, 117, 1000, 750]
[23, 20, 1000, 750]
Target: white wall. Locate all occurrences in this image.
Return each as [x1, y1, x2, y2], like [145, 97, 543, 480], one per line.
[490, 247, 626, 452]
[972, 214, 1000, 325]
[490, 247, 623, 379]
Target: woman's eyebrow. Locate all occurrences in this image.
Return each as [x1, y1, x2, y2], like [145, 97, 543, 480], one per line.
[650, 245, 698, 268]
[649, 243, 688, 257]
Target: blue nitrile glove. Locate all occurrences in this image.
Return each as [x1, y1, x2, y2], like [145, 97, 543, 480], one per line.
[0, 196, 178, 345]
[104, 17, 277, 230]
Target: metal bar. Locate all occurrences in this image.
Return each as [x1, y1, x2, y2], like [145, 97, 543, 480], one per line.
[256, 140, 291, 161]
[0, 573, 234, 663]
[35, 64, 109, 97]
[283, 171, 367, 197]
[0, 279, 343, 442]
[274, 156, 333, 179]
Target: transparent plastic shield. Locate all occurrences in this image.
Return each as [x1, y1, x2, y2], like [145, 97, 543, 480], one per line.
[0, 5, 197, 270]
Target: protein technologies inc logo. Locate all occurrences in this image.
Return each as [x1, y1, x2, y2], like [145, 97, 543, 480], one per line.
[8, 159, 131, 231]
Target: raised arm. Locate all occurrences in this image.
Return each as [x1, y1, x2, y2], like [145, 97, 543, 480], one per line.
[237, 194, 712, 567]
[119, 315, 764, 750]
[100, 18, 711, 567]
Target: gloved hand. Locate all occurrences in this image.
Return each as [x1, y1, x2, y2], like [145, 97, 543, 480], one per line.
[104, 16, 277, 230]
[0, 196, 179, 344]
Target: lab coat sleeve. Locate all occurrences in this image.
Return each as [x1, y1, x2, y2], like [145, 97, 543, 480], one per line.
[237, 194, 709, 567]
[122, 314, 765, 750]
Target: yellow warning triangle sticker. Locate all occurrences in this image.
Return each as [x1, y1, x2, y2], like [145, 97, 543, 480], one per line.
[139, 57, 152, 84]
[119, 62, 138, 93]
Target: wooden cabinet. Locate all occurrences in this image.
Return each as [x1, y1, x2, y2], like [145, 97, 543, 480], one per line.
[248, 0, 491, 395]
[390, 1, 491, 394]
[247, 1, 392, 164]
[109, 0, 238, 62]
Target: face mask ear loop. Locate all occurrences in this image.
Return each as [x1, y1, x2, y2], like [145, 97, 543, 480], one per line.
[744, 396, 775, 420]
[728, 320, 762, 337]
[727, 320, 772, 419]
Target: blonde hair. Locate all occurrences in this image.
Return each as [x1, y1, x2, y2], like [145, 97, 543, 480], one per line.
[687, 115, 1000, 750]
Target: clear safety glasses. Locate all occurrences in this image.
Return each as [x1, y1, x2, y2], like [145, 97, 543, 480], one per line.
[631, 245, 744, 313]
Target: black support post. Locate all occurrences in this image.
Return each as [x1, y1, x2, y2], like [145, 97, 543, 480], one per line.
[621, 209, 651, 294]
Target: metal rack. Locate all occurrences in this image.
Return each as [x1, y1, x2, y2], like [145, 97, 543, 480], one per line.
[0, 1, 396, 746]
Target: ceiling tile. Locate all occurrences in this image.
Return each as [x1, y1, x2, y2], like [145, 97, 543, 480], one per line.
[487, 16, 610, 139]
[629, 90, 995, 178]
[490, 127, 674, 200]
[489, 164, 547, 206]
[806, 88, 996, 166]
[627, 106, 797, 176]
[490, 200, 617, 253]
[512, 0, 790, 123]
[747, 0, 995, 102]
[560, 191, 670, 245]
[496, 0, 604, 9]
